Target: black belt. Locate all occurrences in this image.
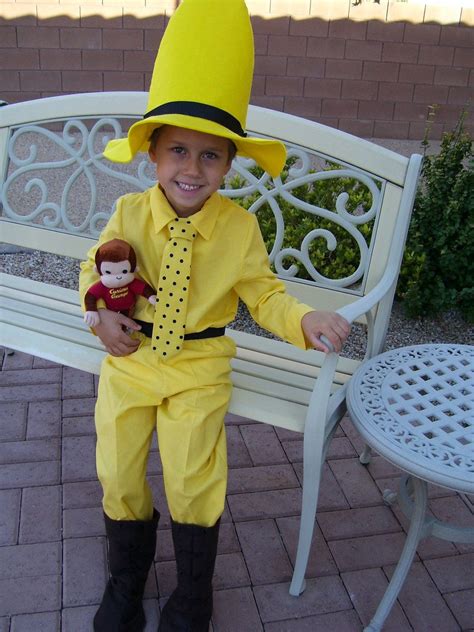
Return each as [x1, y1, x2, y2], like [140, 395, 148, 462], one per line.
[135, 320, 225, 341]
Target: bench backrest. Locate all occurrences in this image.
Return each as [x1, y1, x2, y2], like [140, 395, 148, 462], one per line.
[1, 92, 420, 337]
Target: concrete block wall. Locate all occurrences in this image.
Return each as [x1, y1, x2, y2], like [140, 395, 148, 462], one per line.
[1, 0, 473, 139]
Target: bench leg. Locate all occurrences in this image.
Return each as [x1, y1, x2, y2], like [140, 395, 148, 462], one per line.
[289, 454, 323, 596]
[289, 407, 328, 597]
[290, 352, 339, 597]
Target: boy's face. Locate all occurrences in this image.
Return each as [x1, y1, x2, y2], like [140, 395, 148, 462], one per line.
[148, 125, 233, 217]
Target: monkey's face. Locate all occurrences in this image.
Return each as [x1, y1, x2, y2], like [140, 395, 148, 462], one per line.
[99, 260, 135, 289]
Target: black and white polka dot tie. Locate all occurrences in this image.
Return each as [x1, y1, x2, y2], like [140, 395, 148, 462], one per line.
[152, 217, 196, 359]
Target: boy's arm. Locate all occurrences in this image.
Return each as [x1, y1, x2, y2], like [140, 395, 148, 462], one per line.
[234, 215, 350, 352]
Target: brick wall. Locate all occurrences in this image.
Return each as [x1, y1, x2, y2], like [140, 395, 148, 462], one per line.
[1, 0, 473, 139]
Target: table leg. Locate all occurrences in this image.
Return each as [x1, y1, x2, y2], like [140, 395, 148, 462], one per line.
[364, 477, 428, 632]
[359, 444, 372, 465]
[393, 475, 474, 544]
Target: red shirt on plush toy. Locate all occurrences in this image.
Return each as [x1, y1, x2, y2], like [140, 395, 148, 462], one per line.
[84, 238, 156, 328]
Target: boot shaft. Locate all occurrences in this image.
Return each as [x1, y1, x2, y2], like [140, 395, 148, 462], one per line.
[94, 510, 160, 632]
[105, 509, 160, 580]
[171, 519, 220, 600]
[158, 519, 220, 631]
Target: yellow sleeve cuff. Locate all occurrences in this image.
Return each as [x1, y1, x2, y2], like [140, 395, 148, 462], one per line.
[288, 303, 314, 350]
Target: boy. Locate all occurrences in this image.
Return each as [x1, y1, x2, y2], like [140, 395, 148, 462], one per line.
[80, 1, 350, 631]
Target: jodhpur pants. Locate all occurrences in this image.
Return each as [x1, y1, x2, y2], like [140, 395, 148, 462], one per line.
[95, 335, 235, 527]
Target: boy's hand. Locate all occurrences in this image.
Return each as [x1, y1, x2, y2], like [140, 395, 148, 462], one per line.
[94, 309, 142, 357]
[301, 310, 350, 354]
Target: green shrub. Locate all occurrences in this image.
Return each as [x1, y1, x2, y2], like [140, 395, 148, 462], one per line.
[398, 108, 474, 322]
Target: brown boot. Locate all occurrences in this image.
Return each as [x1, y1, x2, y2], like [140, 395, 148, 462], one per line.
[158, 519, 220, 632]
[94, 509, 159, 632]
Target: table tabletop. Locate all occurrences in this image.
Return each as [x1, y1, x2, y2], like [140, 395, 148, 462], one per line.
[347, 344, 474, 494]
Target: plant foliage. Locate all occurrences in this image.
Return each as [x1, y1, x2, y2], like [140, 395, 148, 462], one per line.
[399, 107, 474, 322]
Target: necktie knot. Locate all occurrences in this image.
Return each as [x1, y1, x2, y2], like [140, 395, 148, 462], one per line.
[169, 217, 197, 242]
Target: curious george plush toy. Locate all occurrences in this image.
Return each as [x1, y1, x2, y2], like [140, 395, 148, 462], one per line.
[84, 238, 156, 327]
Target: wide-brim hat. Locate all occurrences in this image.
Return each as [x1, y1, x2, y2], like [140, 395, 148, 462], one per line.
[103, 0, 286, 178]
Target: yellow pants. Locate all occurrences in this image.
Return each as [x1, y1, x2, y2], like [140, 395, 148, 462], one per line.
[95, 335, 235, 527]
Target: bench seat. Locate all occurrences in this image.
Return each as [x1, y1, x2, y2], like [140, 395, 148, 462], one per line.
[1, 271, 358, 434]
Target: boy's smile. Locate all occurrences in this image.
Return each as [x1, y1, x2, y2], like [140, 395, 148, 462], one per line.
[148, 125, 233, 217]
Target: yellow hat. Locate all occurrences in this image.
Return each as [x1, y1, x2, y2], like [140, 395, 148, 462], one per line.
[103, 0, 286, 177]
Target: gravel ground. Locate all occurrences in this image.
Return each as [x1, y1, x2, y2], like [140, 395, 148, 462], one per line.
[2, 249, 472, 361]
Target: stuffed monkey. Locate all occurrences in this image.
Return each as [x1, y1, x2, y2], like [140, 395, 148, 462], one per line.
[84, 239, 156, 327]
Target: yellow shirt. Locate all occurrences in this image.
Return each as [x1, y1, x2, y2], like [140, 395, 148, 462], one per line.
[79, 186, 313, 349]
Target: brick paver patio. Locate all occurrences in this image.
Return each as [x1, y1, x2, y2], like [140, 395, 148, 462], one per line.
[1, 347, 473, 631]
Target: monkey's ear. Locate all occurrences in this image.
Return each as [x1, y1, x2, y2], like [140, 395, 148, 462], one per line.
[93, 264, 98, 274]
[135, 264, 140, 272]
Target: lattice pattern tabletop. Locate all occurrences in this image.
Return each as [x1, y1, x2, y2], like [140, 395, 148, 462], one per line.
[347, 344, 474, 494]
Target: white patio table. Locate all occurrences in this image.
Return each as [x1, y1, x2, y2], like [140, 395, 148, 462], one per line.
[346, 343, 474, 632]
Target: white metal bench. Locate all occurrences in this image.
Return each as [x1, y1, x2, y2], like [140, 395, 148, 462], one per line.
[0, 92, 422, 597]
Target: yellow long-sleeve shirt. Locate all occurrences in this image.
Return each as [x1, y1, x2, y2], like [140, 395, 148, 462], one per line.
[79, 185, 313, 349]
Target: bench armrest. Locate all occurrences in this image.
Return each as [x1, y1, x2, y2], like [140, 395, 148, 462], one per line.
[318, 274, 393, 353]
[319, 270, 395, 353]
[337, 265, 397, 325]
[320, 153, 423, 353]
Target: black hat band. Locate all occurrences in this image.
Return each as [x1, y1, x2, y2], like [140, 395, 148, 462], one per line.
[144, 101, 247, 137]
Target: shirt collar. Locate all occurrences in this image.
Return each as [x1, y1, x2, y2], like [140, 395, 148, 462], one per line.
[150, 185, 221, 241]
